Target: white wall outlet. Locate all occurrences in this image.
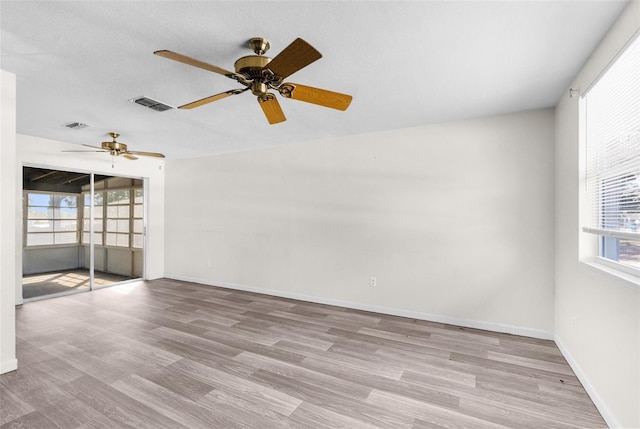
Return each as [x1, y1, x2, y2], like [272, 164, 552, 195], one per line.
[207, 259, 212, 268]
[369, 276, 377, 287]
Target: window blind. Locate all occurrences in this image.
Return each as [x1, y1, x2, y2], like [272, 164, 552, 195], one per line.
[584, 33, 640, 239]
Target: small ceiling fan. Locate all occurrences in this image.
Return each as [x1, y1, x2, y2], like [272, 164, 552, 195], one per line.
[63, 132, 165, 160]
[154, 37, 352, 124]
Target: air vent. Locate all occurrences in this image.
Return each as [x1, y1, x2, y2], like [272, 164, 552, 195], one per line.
[129, 96, 173, 112]
[62, 121, 89, 130]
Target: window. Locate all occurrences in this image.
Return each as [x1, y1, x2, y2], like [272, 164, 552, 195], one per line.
[26, 192, 78, 246]
[106, 189, 131, 247]
[81, 192, 103, 245]
[80, 185, 143, 249]
[583, 33, 640, 271]
[132, 188, 144, 249]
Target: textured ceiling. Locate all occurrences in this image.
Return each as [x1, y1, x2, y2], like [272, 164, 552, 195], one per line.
[0, 1, 629, 159]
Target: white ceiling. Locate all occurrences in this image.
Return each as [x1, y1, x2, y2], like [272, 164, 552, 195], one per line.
[0, 1, 629, 159]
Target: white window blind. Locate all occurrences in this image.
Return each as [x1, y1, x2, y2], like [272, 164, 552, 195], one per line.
[584, 33, 640, 239]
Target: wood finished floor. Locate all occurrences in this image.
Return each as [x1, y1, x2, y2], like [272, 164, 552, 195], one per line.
[1, 278, 606, 429]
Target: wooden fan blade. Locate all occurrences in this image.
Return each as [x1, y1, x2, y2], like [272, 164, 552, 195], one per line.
[179, 88, 249, 109]
[122, 154, 138, 161]
[258, 95, 286, 124]
[154, 50, 237, 78]
[126, 151, 165, 159]
[281, 83, 352, 111]
[263, 38, 322, 80]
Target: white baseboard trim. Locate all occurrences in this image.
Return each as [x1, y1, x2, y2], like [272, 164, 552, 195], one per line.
[165, 274, 554, 340]
[555, 335, 617, 429]
[0, 358, 18, 374]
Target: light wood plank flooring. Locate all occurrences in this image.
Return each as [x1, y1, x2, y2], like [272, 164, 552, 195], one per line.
[1, 278, 607, 428]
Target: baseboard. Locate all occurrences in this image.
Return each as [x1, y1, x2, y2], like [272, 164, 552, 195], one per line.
[165, 274, 554, 340]
[0, 358, 18, 374]
[555, 334, 617, 428]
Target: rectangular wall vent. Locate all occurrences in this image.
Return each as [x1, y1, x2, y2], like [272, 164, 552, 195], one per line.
[129, 96, 173, 112]
[62, 121, 89, 129]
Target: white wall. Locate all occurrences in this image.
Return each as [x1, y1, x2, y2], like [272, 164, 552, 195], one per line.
[23, 246, 81, 275]
[165, 108, 555, 337]
[555, 2, 640, 428]
[0, 70, 18, 374]
[16, 134, 166, 301]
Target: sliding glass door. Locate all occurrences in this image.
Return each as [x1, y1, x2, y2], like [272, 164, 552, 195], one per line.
[22, 166, 146, 300]
[81, 176, 145, 287]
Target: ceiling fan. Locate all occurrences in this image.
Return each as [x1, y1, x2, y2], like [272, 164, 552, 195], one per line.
[63, 132, 165, 160]
[154, 37, 353, 124]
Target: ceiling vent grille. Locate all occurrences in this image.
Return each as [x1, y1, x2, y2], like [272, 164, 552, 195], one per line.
[129, 96, 173, 112]
[62, 121, 89, 130]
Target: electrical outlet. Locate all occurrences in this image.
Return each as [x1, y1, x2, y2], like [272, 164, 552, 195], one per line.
[369, 276, 377, 287]
[207, 259, 213, 268]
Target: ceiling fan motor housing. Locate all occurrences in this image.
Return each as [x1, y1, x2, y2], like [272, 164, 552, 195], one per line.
[234, 55, 271, 79]
[101, 141, 127, 154]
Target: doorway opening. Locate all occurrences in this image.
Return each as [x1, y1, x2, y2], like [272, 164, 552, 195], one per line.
[22, 167, 145, 300]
